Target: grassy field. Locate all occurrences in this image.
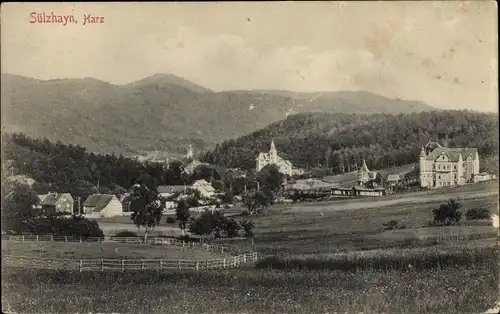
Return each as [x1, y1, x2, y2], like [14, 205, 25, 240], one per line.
[2, 182, 498, 313]
[2, 264, 498, 314]
[1, 241, 229, 260]
[223, 182, 499, 255]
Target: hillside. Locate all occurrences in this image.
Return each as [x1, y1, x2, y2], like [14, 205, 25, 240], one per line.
[200, 110, 499, 174]
[1, 73, 435, 155]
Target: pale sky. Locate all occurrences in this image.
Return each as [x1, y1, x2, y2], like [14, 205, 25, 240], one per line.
[1, 2, 498, 112]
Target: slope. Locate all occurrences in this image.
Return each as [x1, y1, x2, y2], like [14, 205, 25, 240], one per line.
[1, 73, 436, 155]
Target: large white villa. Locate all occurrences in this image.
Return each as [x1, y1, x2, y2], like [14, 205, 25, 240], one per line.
[419, 142, 480, 188]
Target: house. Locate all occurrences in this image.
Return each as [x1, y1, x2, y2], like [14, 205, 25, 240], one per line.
[351, 186, 385, 197]
[36, 193, 74, 214]
[474, 173, 491, 183]
[256, 140, 295, 176]
[386, 174, 400, 186]
[183, 160, 210, 175]
[419, 142, 480, 188]
[157, 185, 187, 198]
[192, 179, 216, 198]
[83, 194, 123, 218]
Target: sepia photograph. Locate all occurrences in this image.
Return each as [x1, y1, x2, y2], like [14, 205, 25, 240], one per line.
[1, 2, 499, 313]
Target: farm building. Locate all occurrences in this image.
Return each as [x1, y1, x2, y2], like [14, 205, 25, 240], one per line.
[386, 174, 400, 186]
[36, 193, 74, 214]
[351, 186, 385, 197]
[474, 173, 492, 182]
[158, 185, 187, 198]
[83, 194, 123, 218]
[192, 179, 216, 198]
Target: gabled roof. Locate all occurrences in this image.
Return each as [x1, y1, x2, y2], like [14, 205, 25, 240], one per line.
[37, 193, 73, 206]
[83, 194, 117, 212]
[158, 185, 186, 194]
[387, 174, 400, 181]
[426, 147, 478, 162]
[192, 179, 215, 193]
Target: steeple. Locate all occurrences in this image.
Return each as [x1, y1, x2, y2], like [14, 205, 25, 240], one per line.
[270, 139, 276, 152]
[186, 144, 194, 159]
[360, 160, 369, 172]
[420, 145, 426, 157]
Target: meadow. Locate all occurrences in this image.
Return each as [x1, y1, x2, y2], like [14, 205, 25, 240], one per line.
[2, 181, 498, 313]
[2, 264, 498, 314]
[1, 240, 229, 260]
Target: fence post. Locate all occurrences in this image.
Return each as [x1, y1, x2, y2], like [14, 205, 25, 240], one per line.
[65, 236, 68, 242]
[79, 260, 83, 272]
[36, 235, 39, 242]
[98, 237, 101, 243]
[50, 235, 54, 241]
[101, 259, 104, 271]
[122, 259, 125, 271]
[234, 256, 237, 267]
[196, 261, 199, 271]
[154, 238, 157, 245]
[223, 258, 226, 268]
[221, 246, 224, 254]
[22, 235, 25, 242]
[243, 253, 247, 263]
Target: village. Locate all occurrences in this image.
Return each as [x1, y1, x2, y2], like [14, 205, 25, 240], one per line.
[28, 140, 497, 220]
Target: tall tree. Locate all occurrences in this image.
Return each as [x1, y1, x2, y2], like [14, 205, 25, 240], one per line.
[175, 199, 191, 236]
[129, 184, 164, 242]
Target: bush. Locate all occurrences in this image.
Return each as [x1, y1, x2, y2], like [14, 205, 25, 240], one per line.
[165, 216, 176, 224]
[466, 208, 491, 220]
[239, 219, 255, 237]
[114, 231, 137, 237]
[432, 199, 462, 226]
[383, 220, 406, 230]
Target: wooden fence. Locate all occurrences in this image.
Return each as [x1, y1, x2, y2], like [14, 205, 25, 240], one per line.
[2, 252, 258, 272]
[1, 234, 243, 255]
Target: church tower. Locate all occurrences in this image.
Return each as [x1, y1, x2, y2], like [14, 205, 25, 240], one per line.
[419, 145, 427, 187]
[269, 139, 277, 163]
[186, 144, 194, 159]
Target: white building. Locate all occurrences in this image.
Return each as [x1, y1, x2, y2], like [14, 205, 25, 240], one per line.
[256, 140, 293, 176]
[192, 179, 216, 198]
[419, 143, 480, 188]
[83, 194, 123, 218]
[357, 160, 377, 186]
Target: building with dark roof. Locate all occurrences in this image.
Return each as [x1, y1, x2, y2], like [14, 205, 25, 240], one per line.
[83, 194, 123, 218]
[419, 142, 480, 188]
[36, 193, 74, 214]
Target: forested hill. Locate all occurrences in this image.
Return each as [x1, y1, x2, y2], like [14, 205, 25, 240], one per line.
[1, 73, 435, 155]
[200, 110, 499, 174]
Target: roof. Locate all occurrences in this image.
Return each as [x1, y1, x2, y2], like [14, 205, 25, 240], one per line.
[158, 185, 186, 194]
[425, 147, 478, 162]
[37, 193, 73, 206]
[192, 179, 215, 194]
[387, 174, 400, 181]
[83, 194, 116, 212]
[353, 185, 385, 192]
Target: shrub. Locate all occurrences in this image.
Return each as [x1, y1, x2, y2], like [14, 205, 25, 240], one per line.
[383, 220, 406, 230]
[165, 216, 176, 224]
[465, 208, 491, 220]
[239, 219, 255, 237]
[432, 199, 462, 225]
[114, 231, 137, 237]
